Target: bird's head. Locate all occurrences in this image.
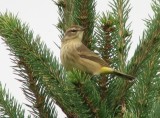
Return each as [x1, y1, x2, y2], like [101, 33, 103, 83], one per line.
[62, 25, 85, 42]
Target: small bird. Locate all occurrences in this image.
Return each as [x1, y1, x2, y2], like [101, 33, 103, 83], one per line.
[60, 25, 135, 80]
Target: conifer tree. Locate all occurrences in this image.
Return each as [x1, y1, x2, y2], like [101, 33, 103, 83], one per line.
[0, 0, 160, 118]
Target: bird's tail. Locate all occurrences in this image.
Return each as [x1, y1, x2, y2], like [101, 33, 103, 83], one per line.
[99, 67, 135, 80]
[113, 70, 135, 80]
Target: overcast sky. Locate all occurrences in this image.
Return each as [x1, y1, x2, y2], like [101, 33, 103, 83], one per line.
[0, 0, 153, 117]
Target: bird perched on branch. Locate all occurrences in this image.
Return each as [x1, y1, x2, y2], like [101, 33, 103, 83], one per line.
[60, 25, 135, 80]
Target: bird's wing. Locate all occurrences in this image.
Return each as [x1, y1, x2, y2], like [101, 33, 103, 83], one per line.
[76, 44, 109, 66]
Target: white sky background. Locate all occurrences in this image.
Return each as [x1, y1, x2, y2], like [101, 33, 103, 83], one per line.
[0, 0, 153, 117]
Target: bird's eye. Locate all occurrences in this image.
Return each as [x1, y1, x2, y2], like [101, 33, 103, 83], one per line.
[71, 29, 77, 32]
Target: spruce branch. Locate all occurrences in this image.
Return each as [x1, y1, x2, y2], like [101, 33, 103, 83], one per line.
[130, 51, 160, 117]
[0, 13, 57, 117]
[69, 70, 101, 118]
[12, 56, 57, 118]
[54, 0, 74, 37]
[149, 100, 160, 118]
[0, 83, 30, 118]
[126, 1, 160, 117]
[72, 0, 96, 48]
[127, 0, 160, 76]
[95, 12, 116, 66]
[103, 0, 133, 116]
[93, 12, 117, 101]
[0, 12, 92, 118]
[109, 0, 132, 70]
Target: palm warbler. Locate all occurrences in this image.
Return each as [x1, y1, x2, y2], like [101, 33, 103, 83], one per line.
[60, 25, 135, 80]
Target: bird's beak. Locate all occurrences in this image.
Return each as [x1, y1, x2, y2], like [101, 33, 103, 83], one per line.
[79, 27, 86, 31]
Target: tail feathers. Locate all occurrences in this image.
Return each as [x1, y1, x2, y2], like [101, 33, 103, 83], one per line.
[113, 71, 135, 80]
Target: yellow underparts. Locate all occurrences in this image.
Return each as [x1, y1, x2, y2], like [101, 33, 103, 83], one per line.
[99, 67, 114, 74]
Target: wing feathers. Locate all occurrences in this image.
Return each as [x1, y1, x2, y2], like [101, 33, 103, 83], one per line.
[76, 44, 109, 66]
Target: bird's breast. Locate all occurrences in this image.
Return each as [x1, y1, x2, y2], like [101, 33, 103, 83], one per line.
[60, 41, 81, 70]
